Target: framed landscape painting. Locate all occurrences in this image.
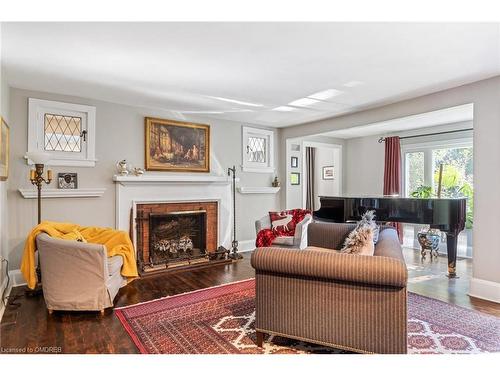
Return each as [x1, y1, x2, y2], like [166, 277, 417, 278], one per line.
[145, 117, 210, 172]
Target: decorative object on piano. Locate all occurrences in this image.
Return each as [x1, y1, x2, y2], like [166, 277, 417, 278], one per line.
[271, 176, 280, 187]
[290, 172, 300, 185]
[322, 166, 334, 180]
[116, 159, 130, 176]
[145, 117, 210, 172]
[0, 116, 9, 181]
[417, 228, 441, 260]
[290, 156, 298, 168]
[57, 173, 78, 189]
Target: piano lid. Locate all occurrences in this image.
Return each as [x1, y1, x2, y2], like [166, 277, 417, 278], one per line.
[318, 195, 467, 201]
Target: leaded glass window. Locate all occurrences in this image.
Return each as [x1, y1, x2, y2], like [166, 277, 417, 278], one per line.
[247, 136, 266, 163]
[44, 113, 82, 152]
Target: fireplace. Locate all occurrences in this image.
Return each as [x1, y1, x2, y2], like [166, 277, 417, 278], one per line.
[149, 211, 206, 265]
[134, 201, 228, 274]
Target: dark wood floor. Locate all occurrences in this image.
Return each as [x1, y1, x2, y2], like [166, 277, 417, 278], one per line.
[1, 248, 499, 353]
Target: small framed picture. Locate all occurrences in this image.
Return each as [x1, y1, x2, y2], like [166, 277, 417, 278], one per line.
[322, 166, 334, 180]
[58, 173, 78, 189]
[290, 172, 300, 185]
[290, 156, 298, 168]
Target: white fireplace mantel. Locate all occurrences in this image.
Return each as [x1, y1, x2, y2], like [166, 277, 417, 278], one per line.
[113, 174, 239, 185]
[113, 173, 237, 251]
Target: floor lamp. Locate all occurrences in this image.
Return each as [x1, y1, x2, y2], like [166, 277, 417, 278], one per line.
[25, 151, 52, 295]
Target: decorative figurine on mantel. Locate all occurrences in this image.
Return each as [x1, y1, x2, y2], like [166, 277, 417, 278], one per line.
[116, 160, 130, 176]
[272, 176, 280, 188]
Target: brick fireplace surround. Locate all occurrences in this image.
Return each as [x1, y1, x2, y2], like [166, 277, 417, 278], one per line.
[134, 201, 219, 274]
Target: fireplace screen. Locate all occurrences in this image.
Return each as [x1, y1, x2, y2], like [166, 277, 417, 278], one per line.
[149, 211, 207, 265]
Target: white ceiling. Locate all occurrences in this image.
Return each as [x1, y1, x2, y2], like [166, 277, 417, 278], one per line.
[2, 22, 500, 127]
[320, 103, 474, 139]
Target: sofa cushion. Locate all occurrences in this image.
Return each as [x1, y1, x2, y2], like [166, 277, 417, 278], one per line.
[107, 255, 123, 276]
[340, 226, 375, 256]
[272, 236, 294, 246]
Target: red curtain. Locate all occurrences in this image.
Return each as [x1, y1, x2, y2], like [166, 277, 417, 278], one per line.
[383, 136, 403, 242]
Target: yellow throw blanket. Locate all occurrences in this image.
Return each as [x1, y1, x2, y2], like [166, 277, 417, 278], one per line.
[20, 221, 139, 289]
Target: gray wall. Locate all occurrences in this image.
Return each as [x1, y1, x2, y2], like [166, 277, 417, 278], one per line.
[344, 121, 474, 195]
[1, 22, 10, 300]
[285, 135, 345, 209]
[281, 75, 500, 287]
[313, 147, 339, 209]
[6, 87, 281, 270]
[0, 80, 9, 296]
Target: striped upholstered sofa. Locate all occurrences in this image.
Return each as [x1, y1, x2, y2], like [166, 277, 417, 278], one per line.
[251, 222, 408, 354]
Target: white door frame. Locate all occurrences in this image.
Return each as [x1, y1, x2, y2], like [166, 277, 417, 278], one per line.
[302, 141, 343, 208]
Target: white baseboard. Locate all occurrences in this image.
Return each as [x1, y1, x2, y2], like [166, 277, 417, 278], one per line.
[237, 239, 255, 253]
[0, 273, 9, 321]
[0, 269, 22, 322]
[469, 277, 500, 303]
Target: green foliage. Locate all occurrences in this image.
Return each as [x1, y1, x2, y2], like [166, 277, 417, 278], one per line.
[434, 164, 464, 196]
[459, 182, 474, 229]
[410, 185, 433, 198]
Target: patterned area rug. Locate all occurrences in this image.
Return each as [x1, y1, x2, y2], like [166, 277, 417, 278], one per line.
[115, 279, 500, 354]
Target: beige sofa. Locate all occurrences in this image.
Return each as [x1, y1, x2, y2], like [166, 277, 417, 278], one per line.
[37, 233, 126, 314]
[251, 222, 408, 354]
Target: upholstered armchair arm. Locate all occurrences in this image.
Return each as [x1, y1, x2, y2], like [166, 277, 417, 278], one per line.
[255, 214, 272, 235]
[251, 247, 407, 288]
[293, 214, 312, 249]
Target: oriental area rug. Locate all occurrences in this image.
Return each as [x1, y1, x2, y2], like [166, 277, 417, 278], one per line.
[115, 279, 500, 354]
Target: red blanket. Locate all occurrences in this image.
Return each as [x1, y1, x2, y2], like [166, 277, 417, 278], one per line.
[255, 209, 311, 248]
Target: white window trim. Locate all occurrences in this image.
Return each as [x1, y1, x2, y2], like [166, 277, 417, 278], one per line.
[401, 137, 473, 197]
[28, 98, 97, 167]
[241, 126, 275, 173]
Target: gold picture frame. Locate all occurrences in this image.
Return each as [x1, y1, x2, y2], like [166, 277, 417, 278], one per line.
[145, 117, 210, 172]
[0, 116, 9, 181]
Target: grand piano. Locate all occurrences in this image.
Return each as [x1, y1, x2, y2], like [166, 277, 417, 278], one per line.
[313, 196, 467, 277]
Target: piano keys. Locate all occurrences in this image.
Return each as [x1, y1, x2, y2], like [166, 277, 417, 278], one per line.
[313, 196, 467, 277]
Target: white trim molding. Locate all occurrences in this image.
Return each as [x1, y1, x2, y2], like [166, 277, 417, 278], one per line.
[28, 98, 97, 167]
[237, 186, 280, 194]
[19, 188, 106, 199]
[241, 126, 275, 173]
[238, 239, 256, 253]
[469, 277, 500, 303]
[113, 174, 238, 185]
[0, 269, 25, 322]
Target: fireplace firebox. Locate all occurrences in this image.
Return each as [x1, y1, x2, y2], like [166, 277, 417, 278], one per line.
[149, 211, 206, 266]
[134, 201, 229, 275]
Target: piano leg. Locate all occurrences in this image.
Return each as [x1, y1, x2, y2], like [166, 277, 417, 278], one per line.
[445, 232, 458, 278]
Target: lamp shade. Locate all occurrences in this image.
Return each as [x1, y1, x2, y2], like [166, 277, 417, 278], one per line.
[25, 152, 52, 164]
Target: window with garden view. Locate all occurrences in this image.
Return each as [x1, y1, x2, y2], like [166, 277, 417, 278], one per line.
[403, 139, 473, 257]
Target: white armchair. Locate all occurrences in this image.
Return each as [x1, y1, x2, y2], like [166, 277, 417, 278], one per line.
[255, 214, 313, 250]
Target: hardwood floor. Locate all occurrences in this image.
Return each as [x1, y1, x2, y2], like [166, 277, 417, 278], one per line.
[1, 248, 499, 353]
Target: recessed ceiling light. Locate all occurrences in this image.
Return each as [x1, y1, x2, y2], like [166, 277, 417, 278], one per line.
[288, 98, 321, 107]
[342, 81, 365, 88]
[272, 106, 297, 112]
[308, 89, 343, 101]
[209, 96, 264, 107]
